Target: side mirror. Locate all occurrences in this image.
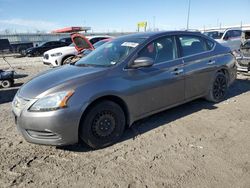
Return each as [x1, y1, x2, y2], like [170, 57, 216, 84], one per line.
[130, 57, 154, 68]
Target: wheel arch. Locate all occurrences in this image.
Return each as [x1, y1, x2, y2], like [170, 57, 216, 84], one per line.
[217, 67, 230, 85]
[61, 54, 76, 65]
[78, 95, 131, 133]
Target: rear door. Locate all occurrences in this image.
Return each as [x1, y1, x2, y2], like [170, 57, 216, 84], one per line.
[177, 35, 217, 100]
[41, 42, 54, 53]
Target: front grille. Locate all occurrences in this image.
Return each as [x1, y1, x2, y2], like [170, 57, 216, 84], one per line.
[43, 54, 49, 60]
[241, 49, 250, 57]
[242, 52, 250, 57]
[238, 60, 250, 67]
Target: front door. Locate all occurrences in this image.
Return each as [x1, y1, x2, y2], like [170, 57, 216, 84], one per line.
[124, 36, 185, 118]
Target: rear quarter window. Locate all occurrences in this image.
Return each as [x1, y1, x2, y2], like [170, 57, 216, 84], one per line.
[205, 39, 215, 50]
[178, 35, 208, 57]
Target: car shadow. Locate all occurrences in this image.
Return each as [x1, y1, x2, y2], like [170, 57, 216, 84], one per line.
[58, 77, 250, 152]
[0, 83, 23, 104]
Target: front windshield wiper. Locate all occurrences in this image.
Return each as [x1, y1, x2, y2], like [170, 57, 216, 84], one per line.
[75, 63, 93, 67]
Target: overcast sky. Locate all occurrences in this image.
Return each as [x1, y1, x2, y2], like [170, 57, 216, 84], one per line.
[0, 0, 249, 33]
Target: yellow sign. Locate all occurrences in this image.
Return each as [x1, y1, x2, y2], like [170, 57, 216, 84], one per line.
[137, 22, 147, 28]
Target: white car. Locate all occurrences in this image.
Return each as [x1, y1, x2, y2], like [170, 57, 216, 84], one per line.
[43, 35, 111, 67]
[204, 29, 242, 51]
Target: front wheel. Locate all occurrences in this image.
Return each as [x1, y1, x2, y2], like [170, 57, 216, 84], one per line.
[205, 72, 228, 103]
[61, 56, 75, 65]
[79, 101, 126, 149]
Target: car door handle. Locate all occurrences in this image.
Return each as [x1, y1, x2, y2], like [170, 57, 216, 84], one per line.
[207, 60, 216, 65]
[171, 68, 184, 75]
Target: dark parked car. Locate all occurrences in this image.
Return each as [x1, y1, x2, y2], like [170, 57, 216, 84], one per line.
[25, 41, 68, 57]
[12, 31, 236, 149]
[0, 39, 11, 53]
[59, 37, 72, 45]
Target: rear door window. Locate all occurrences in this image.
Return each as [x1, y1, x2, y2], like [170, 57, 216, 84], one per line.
[205, 39, 215, 50]
[178, 35, 208, 57]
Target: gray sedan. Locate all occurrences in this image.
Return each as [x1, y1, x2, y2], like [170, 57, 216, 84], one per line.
[12, 31, 237, 149]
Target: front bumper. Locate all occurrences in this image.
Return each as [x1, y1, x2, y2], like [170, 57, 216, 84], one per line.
[43, 55, 61, 67]
[12, 96, 84, 146]
[236, 57, 250, 72]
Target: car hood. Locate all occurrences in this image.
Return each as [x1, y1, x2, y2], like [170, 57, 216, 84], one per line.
[18, 65, 108, 99]
[44, 46, 76, 55]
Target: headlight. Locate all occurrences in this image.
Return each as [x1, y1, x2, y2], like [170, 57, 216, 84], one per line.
[51, 52, 62, 57]
[29, 90, 74, 112]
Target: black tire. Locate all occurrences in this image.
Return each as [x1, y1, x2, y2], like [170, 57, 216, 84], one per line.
[205, 72, 228, 102]
[34, 51, 41, 57]
[61, 55, 75, 65]
[79, 101, 126, 149]
[1, 80, 13, 88]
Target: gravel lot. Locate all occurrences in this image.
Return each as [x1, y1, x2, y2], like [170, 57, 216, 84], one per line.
[0, 56, 250, 188]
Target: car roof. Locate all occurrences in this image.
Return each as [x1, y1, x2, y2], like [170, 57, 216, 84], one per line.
[115, 31, 204, 40]
[86, 35, 113, 40]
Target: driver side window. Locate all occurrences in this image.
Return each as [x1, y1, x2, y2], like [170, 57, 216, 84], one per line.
[137, 36, 177, 64]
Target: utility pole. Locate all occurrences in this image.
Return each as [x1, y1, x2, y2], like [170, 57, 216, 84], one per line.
[153, 16, 155, 31]
[186, 0, 191, 30]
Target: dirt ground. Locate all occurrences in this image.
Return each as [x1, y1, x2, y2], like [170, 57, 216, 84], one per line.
[0, 56, 250, 188]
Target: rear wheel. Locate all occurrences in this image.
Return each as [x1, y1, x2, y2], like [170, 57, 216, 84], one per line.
[79, 101, 126, 149]
[206, 72, 228, 102]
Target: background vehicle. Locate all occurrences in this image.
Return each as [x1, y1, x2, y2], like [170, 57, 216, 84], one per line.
[235, 30, 250, 72]
[0, 39, 11, 53]
[12, 31, 236, 149]
[43, 35, 112, 66]
[0, 57, 28, 88]
[25, 41, 68, 57]
[63, 38, 113, 64]
[59, 37, 72, 45]
[204, 29, 242, 50]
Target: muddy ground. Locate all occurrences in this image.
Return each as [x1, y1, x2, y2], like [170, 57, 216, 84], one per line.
[0, 56, 250, 188]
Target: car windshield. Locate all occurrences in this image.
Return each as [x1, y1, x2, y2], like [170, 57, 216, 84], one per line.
[75, 37, 145, 67]
[38, 42, 46, 47]
[93, 40, 109, 49]
[204, 31, 224, 39]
